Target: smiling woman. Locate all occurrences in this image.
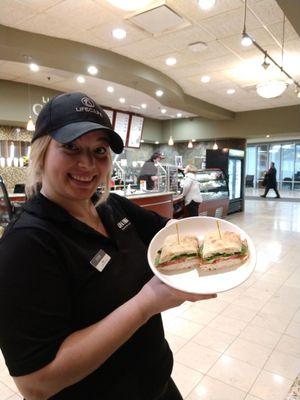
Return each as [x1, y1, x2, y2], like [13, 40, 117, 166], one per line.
[0, 92, 216, 400]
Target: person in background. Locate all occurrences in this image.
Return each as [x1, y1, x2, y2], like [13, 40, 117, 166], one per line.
[0, 92, 215, 400]
[261, 161, 281, 198]
[181, 164, 203, 216]
[138, 152, 164, 190]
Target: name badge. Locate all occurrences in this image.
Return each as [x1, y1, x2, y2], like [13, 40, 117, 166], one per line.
[90, 249, 111, 272]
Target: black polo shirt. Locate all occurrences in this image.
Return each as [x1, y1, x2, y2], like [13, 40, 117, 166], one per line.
[0, 193, 173, 400]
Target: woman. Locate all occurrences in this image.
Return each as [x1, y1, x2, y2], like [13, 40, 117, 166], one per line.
[138, 152, 164, 190]
[182, 164, 203, 216]
[0, 92, 215, 400]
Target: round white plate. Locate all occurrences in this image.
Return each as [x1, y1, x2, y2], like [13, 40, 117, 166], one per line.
[148, 216, 256, 294]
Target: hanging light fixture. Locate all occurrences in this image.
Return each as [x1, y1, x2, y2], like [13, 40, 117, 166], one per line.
[168, 119, 174, 146]
[213, 140, 218, 150]
[242, 9, 300, 97]
[256, 80, 287, 99]
[187, 140, 193, 149]
[26, 84, 35, 132]
[168, 136, 174, 146]
[241, 0, 252, 47]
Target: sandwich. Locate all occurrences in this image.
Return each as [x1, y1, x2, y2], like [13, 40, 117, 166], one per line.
[155, 234, 200, 272]
[199, 231, 248, 271]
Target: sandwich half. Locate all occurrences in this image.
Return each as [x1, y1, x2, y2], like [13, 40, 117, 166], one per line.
[200, 231, 248, 271]
[155, 234, 200, 272]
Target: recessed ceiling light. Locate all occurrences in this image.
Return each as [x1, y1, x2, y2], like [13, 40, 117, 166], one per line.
[77, 76, 85, 83]
[155, 141, 159, 144]
[29, 63, 39, 72]
[107, 86, 114, 93]
[107, 0, 151, 11]
[112, 28, 127, 40]
[266, 134, 270, 138]
[201, 75, 211, 83]
[176, 113, 182, 118]
[226, 88, 236, 95]
[165, 57, 177, 66]
[119, 97, 125, 103]
[156, 89, 164, 97]
[141, 139, 144, 143]
[87, 65, 98, 75]
[161, 108, 167, 114]
[198, 0, 216, 10]
[141, 103, 147, 109]
[192, 139, 196, 142]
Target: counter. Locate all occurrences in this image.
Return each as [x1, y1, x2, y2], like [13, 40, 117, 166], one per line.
[112, 189, 175, 218]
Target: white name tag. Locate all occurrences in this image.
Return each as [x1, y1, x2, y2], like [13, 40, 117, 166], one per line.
[90, 249, 111, 272]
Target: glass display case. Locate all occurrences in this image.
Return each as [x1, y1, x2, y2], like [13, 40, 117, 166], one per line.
[111, 160, 177, 195]
[194, 168, 229, 202]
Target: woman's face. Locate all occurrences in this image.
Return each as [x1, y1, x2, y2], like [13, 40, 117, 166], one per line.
[42, 131, 111, 203]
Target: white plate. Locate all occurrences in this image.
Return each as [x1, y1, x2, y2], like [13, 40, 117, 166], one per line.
[148, 216, 256, 294]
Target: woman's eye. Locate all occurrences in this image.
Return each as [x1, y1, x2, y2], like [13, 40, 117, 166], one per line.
[95, 147, 107, 156]
[63, 143, 78, 151]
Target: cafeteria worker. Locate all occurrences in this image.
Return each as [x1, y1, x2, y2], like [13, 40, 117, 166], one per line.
[0, 92, 215, 400]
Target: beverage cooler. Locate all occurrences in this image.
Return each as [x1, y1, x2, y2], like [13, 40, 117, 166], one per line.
[206, 149, 245, 214]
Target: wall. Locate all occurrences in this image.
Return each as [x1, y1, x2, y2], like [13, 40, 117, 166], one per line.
[162, 106, 300, 142]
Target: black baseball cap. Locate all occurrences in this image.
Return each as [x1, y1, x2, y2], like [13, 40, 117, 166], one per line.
[32, 92, 124, 154]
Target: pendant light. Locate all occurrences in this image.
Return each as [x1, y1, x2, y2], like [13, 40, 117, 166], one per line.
[26, 84, 35, 132]
[168, 119, 174, 146]
[213, 140, 218, 150]
[168, 136, 174, 146]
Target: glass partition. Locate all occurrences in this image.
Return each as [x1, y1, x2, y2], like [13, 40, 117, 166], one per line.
[281, 144, 295, 190]
[256, 144, 268, 187]
[295, 144, 300, 190]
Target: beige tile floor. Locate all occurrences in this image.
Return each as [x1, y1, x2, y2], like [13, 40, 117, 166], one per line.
[0, 199, 300, 400]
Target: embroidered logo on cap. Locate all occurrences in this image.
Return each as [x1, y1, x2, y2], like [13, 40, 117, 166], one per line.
[81, 97, 95, 108]
[75, 97, 103, 117]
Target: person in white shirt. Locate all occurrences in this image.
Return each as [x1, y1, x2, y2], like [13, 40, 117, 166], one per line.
[181, 164, 203, 216]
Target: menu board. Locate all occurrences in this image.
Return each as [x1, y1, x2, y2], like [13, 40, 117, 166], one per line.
[103, 109, 114, 125]
[127, 115, 144, 148]
[114, 112, 130, 145]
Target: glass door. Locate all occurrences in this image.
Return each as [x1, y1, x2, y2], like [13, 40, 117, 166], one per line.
[229, 158, 242, 200]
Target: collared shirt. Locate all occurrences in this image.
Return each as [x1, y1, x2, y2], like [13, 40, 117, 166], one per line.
[0, 193, 172, 400]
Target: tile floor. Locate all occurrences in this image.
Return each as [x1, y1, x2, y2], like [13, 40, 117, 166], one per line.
[0, 199, 300, 400]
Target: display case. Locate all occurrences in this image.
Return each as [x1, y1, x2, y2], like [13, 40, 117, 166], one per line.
[111, 160, 180, 195]
[194, 168, 229, 217]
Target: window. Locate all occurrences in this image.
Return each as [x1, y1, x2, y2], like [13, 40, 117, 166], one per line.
[281, 144, 295, 190]
[256, 145, 268, 186]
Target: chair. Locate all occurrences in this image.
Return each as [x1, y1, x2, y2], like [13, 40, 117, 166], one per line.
[282, 177, 292, 190]
[13, 183, 25, 193]
[245, 175, 254, 188]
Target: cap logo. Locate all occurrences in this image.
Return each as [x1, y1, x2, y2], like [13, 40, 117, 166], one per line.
[81, 97, 95, 108]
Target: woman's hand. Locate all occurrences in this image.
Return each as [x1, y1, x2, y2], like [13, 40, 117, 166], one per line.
[135, 276, 216, 320]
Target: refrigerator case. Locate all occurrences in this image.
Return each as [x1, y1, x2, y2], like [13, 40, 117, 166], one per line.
[206, 149, 245, 214]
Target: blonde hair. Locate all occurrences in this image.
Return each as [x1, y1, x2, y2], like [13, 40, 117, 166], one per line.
[185, 164, 197, 173]
[26, 135, 112, 206]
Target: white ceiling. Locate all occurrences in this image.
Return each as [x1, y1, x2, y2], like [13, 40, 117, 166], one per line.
[0, 0, 300, 118]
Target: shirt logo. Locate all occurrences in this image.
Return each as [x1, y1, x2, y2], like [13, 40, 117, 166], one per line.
[117, 217, 131, 230]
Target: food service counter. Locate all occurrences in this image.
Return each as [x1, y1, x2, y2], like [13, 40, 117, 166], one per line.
[113, 190, 175, 218]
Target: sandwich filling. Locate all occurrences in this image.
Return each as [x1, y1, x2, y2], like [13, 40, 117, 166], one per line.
[200, 231, 248, 265]
[155, 234, 200, 271]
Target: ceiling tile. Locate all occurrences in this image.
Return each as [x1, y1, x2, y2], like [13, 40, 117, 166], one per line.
[88, 20, 149, 49]
[199, 6, 261, 39]
[249, 0, 284, 25]
[156, 24, 214, 50]
[17, 0, 63, 12]
[113, 37, 175, 60]
[45, 0, 115, 31]
[0, 0, 36, 26]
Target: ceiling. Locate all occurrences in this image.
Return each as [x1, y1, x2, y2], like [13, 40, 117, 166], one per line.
[0, 0, 300, 120]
